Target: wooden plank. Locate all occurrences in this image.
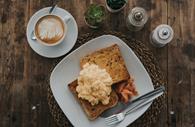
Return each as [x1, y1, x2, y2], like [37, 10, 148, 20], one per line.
[0, 0, 4, 86]
[0, 0, 58, 127]
[24, 1, 58, 127]
[0, 0, 15, 127]
[167, 0, 195, 127]
[126, 1, 168, 126]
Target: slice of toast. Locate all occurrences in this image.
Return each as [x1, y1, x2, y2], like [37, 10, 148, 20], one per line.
[68, 80, 118, 120]
[80, 44, 129, 84]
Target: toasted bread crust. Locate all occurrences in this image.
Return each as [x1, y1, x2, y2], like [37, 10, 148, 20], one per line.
[68, 80, 118, 120]
[80, 44, 129, 84]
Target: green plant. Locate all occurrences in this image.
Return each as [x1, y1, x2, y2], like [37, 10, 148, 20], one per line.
[85, 4, 105, 27]
[107, 0, 127, 10]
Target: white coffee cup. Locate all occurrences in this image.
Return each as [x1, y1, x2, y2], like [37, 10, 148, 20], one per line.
[34, 14, 70, 46]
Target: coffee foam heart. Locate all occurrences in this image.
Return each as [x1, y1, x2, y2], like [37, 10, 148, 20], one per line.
[37, 17, 64, 43]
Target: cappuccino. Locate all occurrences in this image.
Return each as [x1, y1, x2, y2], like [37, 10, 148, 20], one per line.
[35, 15, 65, 44]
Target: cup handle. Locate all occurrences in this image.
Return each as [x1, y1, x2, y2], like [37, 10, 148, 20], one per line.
[63, 15, 71, 23]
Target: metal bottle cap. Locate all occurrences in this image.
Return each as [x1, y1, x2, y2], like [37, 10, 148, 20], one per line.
[134, 12, 143, 21]
[158, 27, 171, 40]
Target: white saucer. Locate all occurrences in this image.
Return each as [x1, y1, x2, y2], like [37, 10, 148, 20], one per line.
[26, 7, 78, 58]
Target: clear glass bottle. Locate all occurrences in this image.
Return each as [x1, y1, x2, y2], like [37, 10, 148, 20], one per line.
[150, 24, 174, 47]
[126, 7, 148, 31]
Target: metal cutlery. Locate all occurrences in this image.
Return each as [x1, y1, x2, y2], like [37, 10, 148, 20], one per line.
[49, 4, 57, 14]
[105, 86, 165, 126]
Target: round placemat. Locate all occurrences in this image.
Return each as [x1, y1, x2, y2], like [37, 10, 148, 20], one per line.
[47, 31, 166, 127]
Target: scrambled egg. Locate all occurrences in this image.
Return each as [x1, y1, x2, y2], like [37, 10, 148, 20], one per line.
[76, 63, 113, 106]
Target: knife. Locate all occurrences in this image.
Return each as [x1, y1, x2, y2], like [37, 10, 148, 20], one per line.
[101, 86, 165, 117]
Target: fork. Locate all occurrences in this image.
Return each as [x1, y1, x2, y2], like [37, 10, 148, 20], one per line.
[105, 86, 165, 126]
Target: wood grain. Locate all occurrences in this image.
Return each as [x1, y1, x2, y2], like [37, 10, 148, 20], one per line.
[0, 0, 194, 127]
[168, 0, 195, 127]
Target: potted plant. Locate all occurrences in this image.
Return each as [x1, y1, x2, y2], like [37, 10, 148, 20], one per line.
[84, 4, 106, 29]
[106, 0, 128, 13]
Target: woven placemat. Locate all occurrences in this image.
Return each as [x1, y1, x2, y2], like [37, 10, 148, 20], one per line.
[47, 31, 166, 127]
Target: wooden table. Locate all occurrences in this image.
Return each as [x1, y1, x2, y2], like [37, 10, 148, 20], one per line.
[0, 0, 194, 127]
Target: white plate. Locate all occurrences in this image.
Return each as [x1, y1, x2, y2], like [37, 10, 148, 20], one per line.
[26, 7, 78, 58]
[50, 35, 154, 127]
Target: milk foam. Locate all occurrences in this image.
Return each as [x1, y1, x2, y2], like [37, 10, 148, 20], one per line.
[37, 17, 64, 41]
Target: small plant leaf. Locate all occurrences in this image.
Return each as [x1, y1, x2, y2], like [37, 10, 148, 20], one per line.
[85, 4, 105, 26]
